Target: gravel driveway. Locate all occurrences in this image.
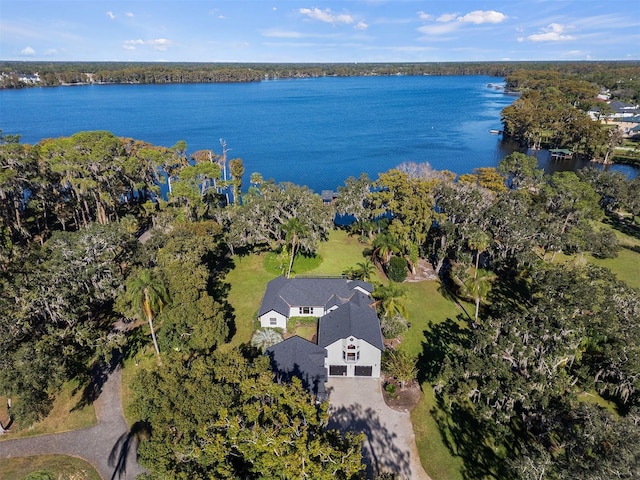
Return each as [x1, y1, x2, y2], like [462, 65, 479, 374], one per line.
[326, 377, 431, 480]
[0, 366, 146, 480]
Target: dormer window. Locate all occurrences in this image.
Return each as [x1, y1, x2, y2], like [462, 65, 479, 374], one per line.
[299, 306, 314, 315]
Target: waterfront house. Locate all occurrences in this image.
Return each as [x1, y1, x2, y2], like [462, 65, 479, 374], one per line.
[260, 277, 384, 393]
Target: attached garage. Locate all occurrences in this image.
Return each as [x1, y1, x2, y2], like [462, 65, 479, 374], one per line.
[329, 365, 347, 376]
[354, 365, 373, 377]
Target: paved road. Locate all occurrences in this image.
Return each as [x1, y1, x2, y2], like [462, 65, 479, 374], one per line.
[327, 377, 432, 480]
[0, 365, 146, 480]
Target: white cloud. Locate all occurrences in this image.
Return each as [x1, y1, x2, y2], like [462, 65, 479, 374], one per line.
[122, 39, 144, 50]
[122, 38, 171, 51]
[354, 21, 368, 30]
[126, 12, 134, 18]
[20, 46, 36, 56]
[149, 38, 171, 51]
[458, 10, 507, 24]
[106, 11, 115, 20]
[44, 48, 58, 56]
[417, 11, 432, 21]
[528, 23, 574, 42]
[419, 9, 508, 37]
[437, 13, 458, 23]
[299, 7, 354, 25]
[262, 29, 305, 38]
[418, 22, 459, 35]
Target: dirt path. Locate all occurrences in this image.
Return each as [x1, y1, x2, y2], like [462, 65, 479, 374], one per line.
[0, 365, 146, 480]
[326, 377, 432, 480]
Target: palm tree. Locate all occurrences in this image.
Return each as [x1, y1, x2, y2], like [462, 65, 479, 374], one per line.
[372, 282, 409, 319]
[371, 232, 401, 267]
[283, 217, 308, 278]
[455, 267, 495, 322]
[467, 230, 491, 276]
[251, 328, 284, 353]
[356, 259, 375, 282]
[123, 268, 170, 360]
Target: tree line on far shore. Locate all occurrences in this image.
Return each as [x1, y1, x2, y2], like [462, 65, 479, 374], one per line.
[1, 60, 638, 98]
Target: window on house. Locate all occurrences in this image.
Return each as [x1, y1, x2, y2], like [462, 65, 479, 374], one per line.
[344, 344, 359, 362]
[269, 318, 277, 326]
[298, 306, 313, 315]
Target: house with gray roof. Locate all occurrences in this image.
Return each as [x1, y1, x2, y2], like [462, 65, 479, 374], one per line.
[260, 277, 384, 390]
[258, 276, 373, 330]
[266, 336, 328, 398]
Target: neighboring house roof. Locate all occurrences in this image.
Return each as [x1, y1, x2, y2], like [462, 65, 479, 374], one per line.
[266, 336, 328, 396]
[258, 276, 373, 317]
[609, 100, 638, 112]
[318, 294, 385, 351]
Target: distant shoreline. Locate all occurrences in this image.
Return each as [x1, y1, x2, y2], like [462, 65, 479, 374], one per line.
[2, 60, 639, 90]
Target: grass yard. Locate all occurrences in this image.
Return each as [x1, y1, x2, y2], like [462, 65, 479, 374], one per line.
[225, 252, 275, 346]
[553, 221, 640, 290]
[222, 228, 464, 480]
[399, 280, 470, 480]
[588, 246, 640, 290]
[309, 229, 383, 282]
[412, 387, 464, 480]
[225, 229, 379, 347]
[0, 379, 96, 441]
[0, 455, 101, 480]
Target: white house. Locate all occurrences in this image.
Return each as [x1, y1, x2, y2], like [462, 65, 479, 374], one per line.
[318, 299, 385, 378]
[258, 276, 373, 330]
[261, 277, 384, 388]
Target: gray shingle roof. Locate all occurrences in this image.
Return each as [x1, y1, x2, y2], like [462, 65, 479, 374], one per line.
[258, 276, 373, 317]
[266, 336, 327, 396]
[317, 295, 384, 351]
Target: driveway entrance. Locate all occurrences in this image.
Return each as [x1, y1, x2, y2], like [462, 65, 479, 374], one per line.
[326, 377, 431, 480]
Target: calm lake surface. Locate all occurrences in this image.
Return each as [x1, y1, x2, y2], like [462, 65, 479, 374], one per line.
[1, 75, 635, 192]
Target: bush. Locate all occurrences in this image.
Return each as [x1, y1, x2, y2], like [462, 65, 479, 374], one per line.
[387, 256, 408, 282]
[380, 314, 408, 339]
[24, 472, 56, 480]
[589, 229, 620, 258]
[382, 349, 417, 388]
[384, 382, 397, 398]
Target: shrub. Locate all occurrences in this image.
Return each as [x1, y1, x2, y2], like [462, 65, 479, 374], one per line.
[380, 314, 408, 339]
[382, 349, 417, 389]
[387, 256, 408, 282]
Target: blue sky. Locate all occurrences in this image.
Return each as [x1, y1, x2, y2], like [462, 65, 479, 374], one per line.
[1, 1, 638, 62]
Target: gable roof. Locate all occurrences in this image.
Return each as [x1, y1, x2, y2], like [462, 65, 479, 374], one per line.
[266, 336, 327, 396]
[258, 276, 373, 317]
[317, 294, 385, 351]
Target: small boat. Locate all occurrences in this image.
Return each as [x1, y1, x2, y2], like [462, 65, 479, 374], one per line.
[489, 129, 502, 135]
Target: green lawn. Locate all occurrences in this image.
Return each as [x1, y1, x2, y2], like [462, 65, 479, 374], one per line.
[222, 228, 464, 480]
[399, 280, 470, 480]
[0, 455, 101, 480]
[0, 379, 96, 441]
[225, 229, 381, 347]
[225, 252, 276, 346]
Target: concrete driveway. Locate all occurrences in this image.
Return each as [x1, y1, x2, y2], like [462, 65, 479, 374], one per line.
[326, 377, 431, 480]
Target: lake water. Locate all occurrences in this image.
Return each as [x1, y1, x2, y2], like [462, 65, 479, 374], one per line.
[0, 75, 635, 192]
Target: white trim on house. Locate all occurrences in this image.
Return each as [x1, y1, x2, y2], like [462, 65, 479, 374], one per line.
[324, 336, 382, 378]
[259, 310, 287, 330]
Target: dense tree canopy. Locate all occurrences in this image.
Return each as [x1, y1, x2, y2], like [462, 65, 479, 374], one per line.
[130, 349, 365, 479]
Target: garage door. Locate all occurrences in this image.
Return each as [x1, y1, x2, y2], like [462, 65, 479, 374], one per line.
[329, 365, 347, 376]
[354, 365, 373, 377]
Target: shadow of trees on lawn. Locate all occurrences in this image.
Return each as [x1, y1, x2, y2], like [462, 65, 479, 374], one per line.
[328, 402, 412, 479]
[416, 309, 516, 479]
